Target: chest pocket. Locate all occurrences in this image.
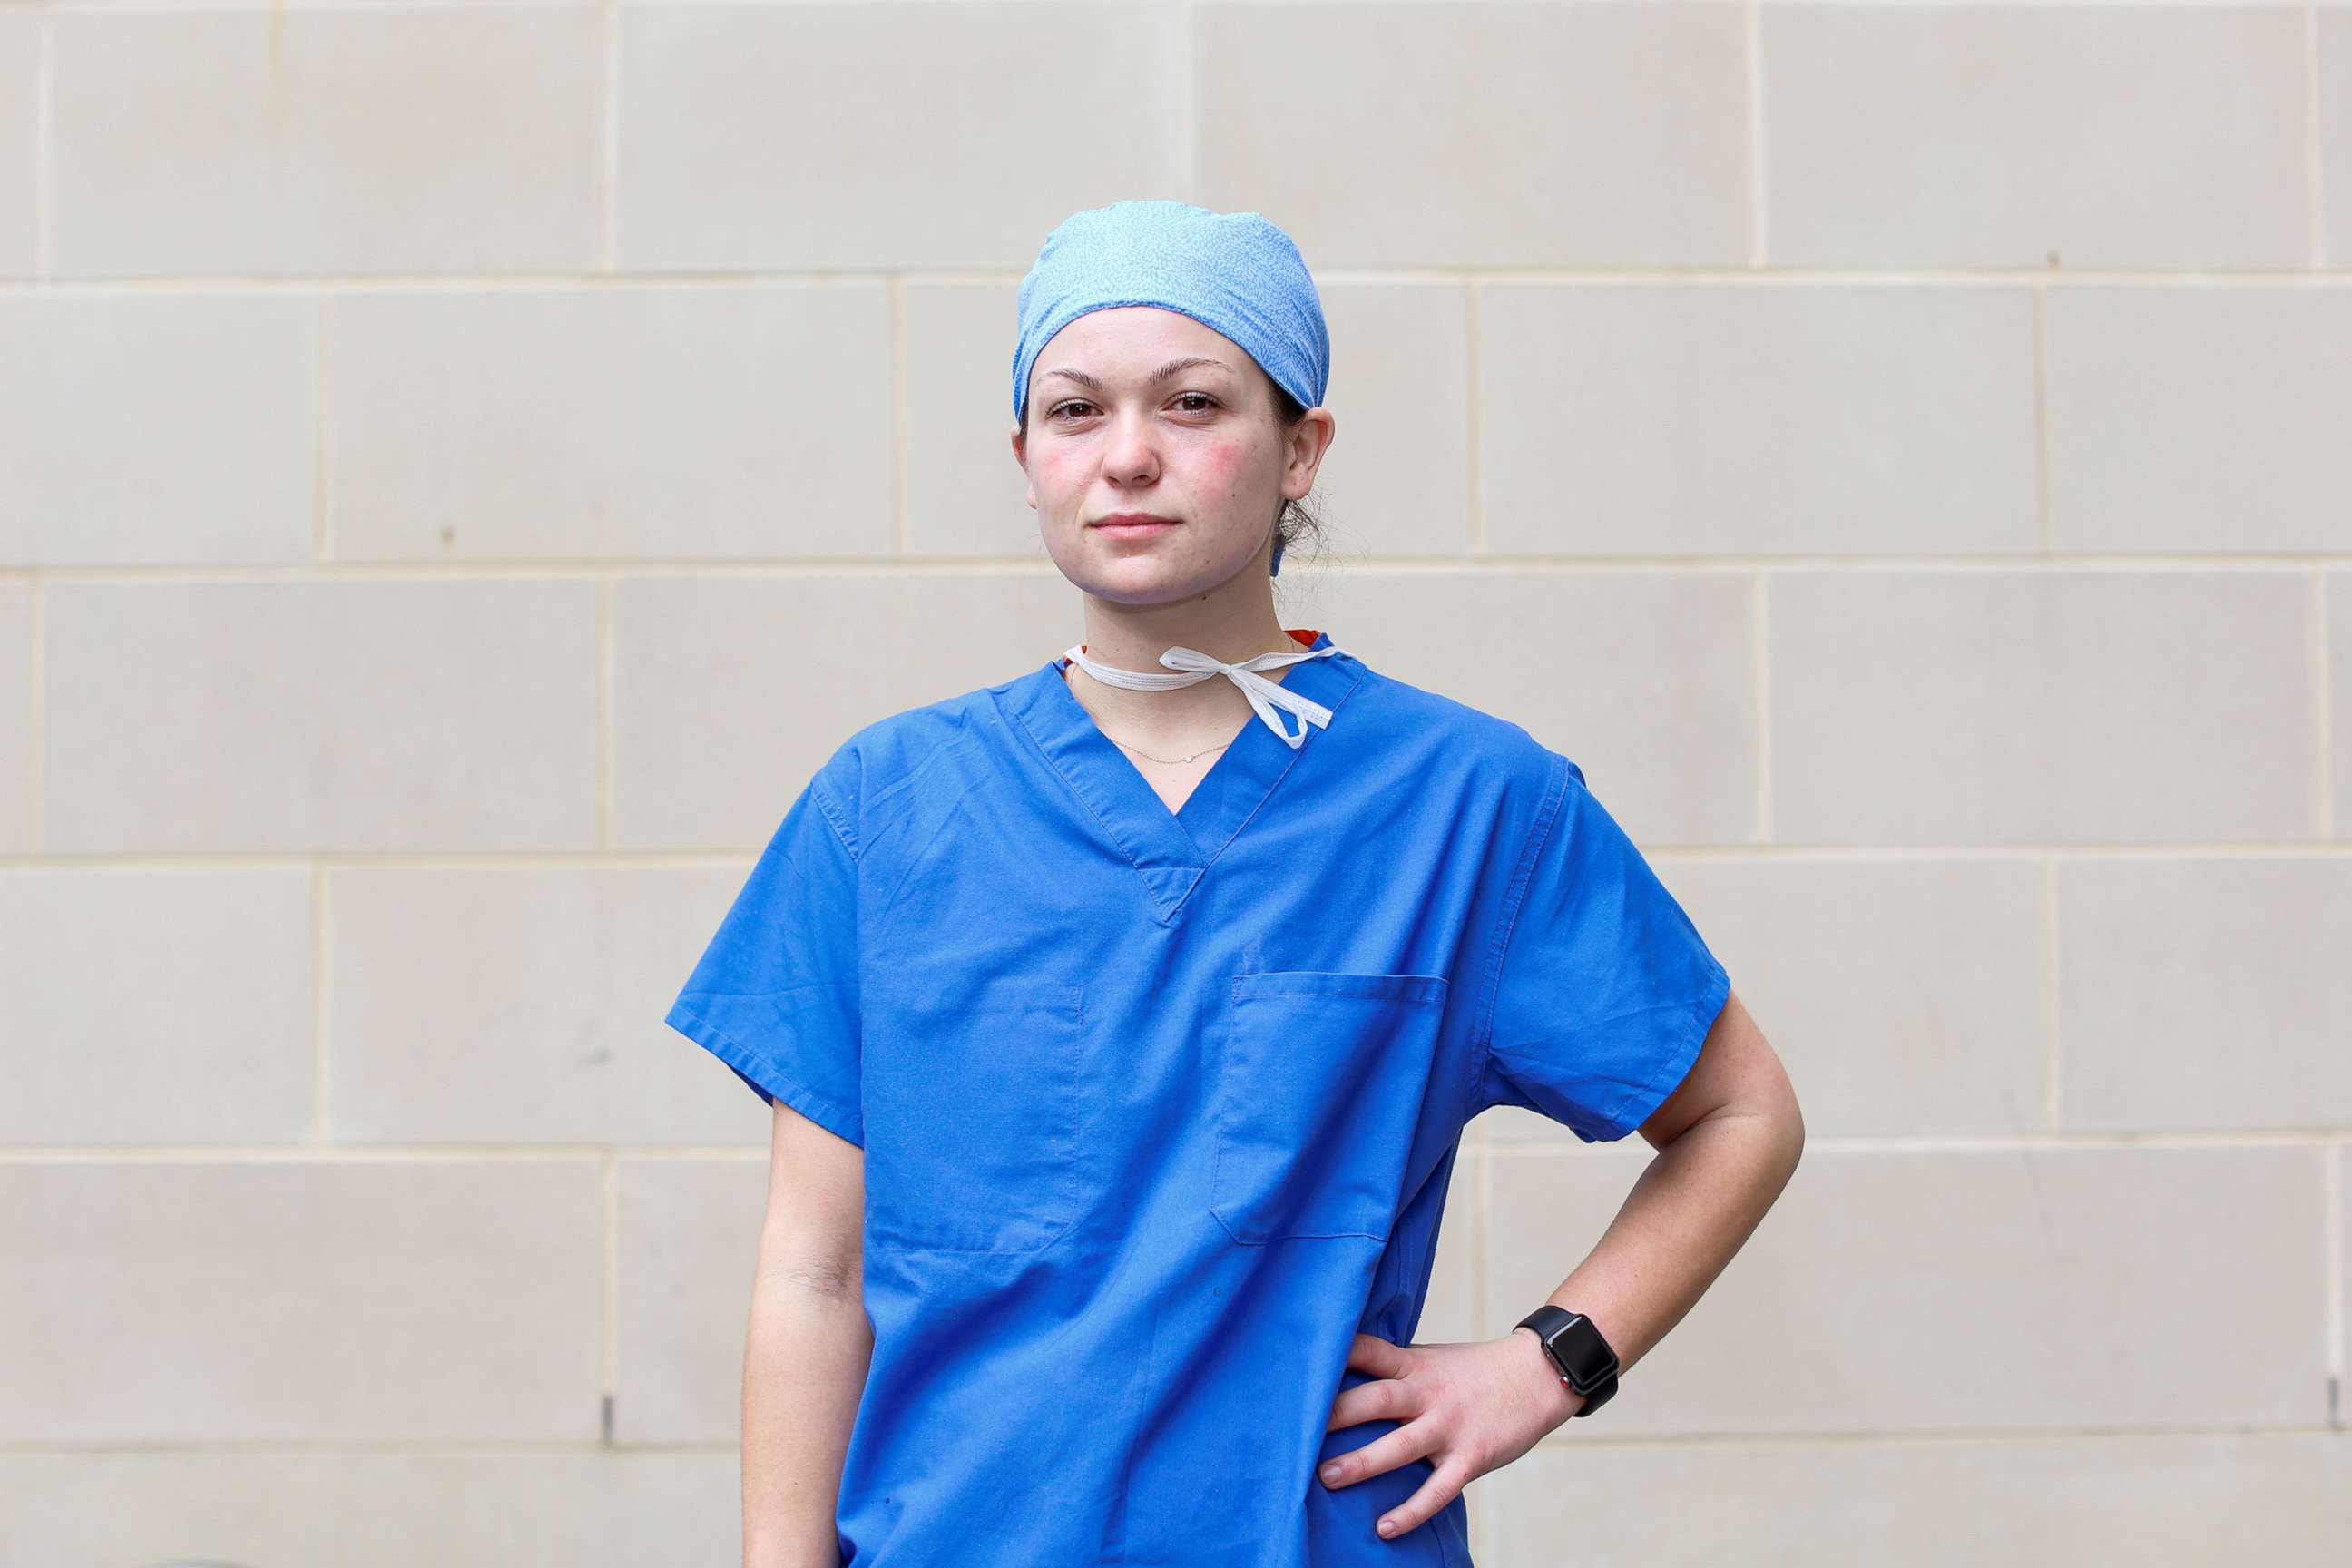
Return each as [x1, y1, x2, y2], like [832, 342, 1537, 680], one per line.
[1208, 970, 1449, 1245]
[860, 978, 1084, 1254]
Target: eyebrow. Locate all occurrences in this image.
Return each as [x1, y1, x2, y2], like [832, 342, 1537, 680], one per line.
[1041, 357, 1234, 394]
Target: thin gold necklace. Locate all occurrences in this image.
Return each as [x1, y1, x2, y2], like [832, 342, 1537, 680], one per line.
[1108, 734, 1233, 766]
[1062, 660, 1246, 765]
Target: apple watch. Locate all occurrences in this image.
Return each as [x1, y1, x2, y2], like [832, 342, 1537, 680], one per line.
[1514, 1304, 1619, 1416]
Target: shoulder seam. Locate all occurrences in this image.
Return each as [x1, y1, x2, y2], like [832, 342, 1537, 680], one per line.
[807, 778, 861, 863]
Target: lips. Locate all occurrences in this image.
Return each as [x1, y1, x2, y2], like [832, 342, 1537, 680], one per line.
[1090, 512, 1180, 541]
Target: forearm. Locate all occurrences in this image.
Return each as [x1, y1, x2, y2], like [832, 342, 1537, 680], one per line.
[743, 1263, 872, 1568]
[1533, 1104, 1802, 1378]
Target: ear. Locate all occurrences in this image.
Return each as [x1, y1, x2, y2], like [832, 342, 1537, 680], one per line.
[1011, 423, 1036, 511]
[1284, 407, 1336, 497]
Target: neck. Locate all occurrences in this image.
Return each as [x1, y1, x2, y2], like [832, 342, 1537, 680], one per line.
[1062, 623, 1309, 744]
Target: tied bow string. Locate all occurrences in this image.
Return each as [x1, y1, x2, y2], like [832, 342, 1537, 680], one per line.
[1063, 642, 1342, 750]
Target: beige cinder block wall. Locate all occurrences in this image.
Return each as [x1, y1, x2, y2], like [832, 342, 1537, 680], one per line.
[2, 2, 2347, 1563]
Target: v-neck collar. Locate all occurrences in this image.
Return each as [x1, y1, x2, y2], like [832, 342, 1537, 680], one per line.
[997, 628, 1366, 924]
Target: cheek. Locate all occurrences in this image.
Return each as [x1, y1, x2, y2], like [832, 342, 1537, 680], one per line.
[1198, 440, 1245, 493]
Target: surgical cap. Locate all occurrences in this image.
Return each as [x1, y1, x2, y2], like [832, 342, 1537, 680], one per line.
[1012, 199, 1329, 428]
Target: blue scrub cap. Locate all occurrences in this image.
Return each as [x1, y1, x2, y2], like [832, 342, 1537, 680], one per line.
[1014, 201, 1329, 576]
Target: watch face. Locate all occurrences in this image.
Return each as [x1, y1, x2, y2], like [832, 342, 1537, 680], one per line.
[1550, 1314, 1618, 1383]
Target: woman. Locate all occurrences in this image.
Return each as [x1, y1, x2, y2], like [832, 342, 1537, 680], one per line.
[667, 200, 1806, 1567]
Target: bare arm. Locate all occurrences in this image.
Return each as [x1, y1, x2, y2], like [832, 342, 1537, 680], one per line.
[1319, 985, 1805, 1544]
[1524, 985, 1805, 1381]
[744, 1099, 870, 1568]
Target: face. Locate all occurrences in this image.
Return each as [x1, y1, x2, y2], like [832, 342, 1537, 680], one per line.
[1011, 306, 1333, 604]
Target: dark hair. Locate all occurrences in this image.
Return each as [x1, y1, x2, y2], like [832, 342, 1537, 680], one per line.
[1020, 376, 1330, 575]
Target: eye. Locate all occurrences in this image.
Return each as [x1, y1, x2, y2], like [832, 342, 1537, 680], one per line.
[1044, 393, 1219, 423]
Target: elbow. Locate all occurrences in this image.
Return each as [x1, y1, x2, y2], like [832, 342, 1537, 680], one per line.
[1777, 1094, 1808, 1177]
[756, 1220, 863, 1301]
[757, 1248, 862, 1302]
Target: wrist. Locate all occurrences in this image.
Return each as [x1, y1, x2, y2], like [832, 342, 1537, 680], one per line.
[1514, 1304, 1620, 1417]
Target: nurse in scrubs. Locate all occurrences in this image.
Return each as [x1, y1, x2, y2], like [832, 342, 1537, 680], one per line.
[667, 200, 1808, 1568]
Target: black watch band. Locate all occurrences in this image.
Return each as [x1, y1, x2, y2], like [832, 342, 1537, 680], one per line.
[1514, 1304, 1619, 1416]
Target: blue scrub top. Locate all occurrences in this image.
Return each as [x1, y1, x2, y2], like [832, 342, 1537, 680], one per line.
[665, 630, 1730, 1568]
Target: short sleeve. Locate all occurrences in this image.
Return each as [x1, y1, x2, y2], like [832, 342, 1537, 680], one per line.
[1474, 753, 1730, 1142]
[663, 772, 863, 1147]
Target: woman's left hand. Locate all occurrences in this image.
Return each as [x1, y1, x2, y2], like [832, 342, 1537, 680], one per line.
[1318, 1329, 1583, 1541]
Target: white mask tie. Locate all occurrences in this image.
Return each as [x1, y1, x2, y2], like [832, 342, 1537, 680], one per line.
[1063, 642, 1342, 750]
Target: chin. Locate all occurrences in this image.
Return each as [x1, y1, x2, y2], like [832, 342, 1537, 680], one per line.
[1056, 544, 1252, 603]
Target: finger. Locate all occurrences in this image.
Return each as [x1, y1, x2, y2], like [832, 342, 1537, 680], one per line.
[1317, 1418, 1440, 1490]
[1345, 1332, 1411, 1380]
[1372, 1455, 1474, 1542]
[1323, 1372, 1416, 1434]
